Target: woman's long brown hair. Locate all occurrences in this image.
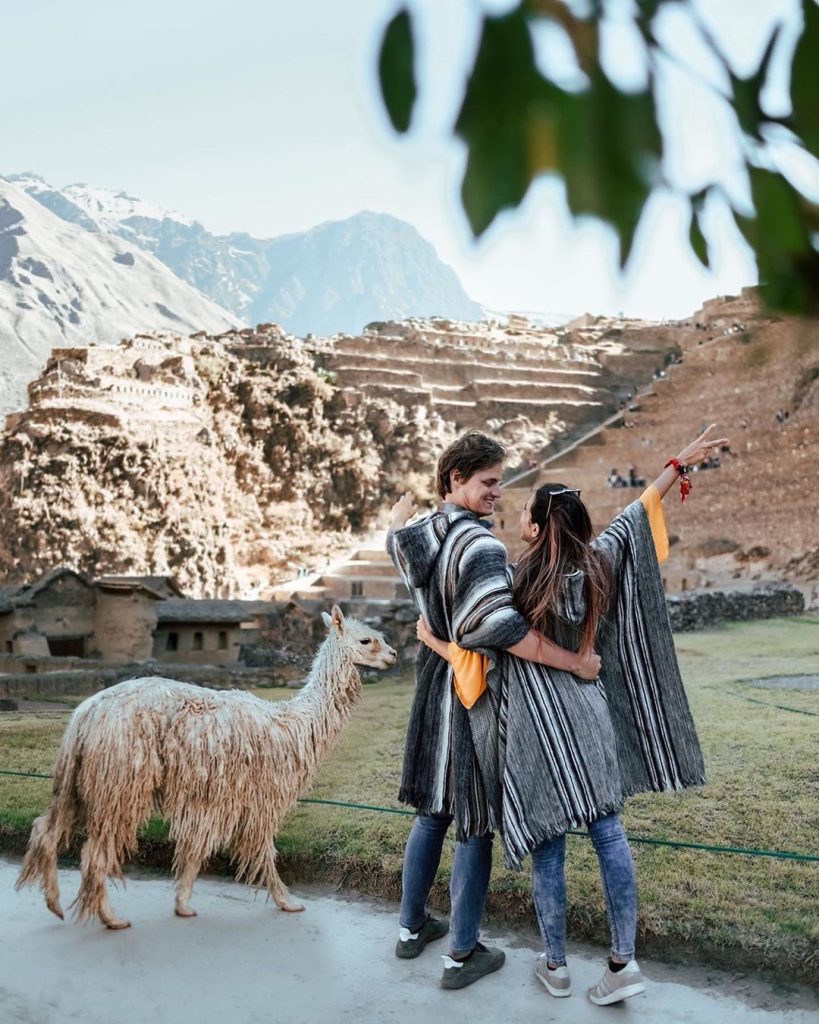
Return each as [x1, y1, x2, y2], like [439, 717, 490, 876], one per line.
[513, 484, 613, 655]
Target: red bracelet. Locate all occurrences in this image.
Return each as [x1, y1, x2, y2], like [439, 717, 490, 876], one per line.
[664, 458, 692, 502]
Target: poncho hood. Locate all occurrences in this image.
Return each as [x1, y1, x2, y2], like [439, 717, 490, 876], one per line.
[391, 505, 492, 588]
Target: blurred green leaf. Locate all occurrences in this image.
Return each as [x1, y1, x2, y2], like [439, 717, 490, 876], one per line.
[379, 9, 416, 134]
[376, 0, 819, 314]
[557, 72, 661, 266]
[456, 9, 660, 261]
[689, 206, 709, 268]
[791, 0, 819, 158]
[729, 24, 781, 141]
[456, 9, 561, 235]
[737, 166, 819, 313]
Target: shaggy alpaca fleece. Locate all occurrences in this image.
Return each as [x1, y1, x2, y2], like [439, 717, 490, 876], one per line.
[16, 606, 395, 929]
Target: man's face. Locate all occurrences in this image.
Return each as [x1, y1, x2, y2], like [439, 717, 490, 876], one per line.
[449, 461, 504, 517]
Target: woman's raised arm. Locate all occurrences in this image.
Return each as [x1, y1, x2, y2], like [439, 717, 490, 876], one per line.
[650, 423, 729, 501]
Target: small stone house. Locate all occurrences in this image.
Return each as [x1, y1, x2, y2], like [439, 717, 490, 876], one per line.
[152, 599, 252, 665]
[0, 568, 165, 663]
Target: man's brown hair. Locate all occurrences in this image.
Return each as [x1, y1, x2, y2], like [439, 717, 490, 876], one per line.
[435, 431, 507, 501]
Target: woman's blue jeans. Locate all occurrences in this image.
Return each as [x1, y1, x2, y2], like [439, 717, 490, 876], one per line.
[399, 813, 493, 957]
[531, 813, 637, 965]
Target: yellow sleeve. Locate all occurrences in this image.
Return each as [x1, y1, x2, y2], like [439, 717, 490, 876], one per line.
[639, 484, 669, 563]
[447, 642, 489, 709]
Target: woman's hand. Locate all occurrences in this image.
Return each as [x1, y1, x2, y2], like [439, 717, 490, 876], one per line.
[416, 616, 452, 661]
[675, 424, 729, 467]
[389, 491, 417, 530]
[572, 649, 602, 681]
[651, 424, 730, 501]
[416, 615, 434, 647]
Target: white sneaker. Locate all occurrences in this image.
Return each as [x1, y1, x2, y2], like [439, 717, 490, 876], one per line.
[534, 954, 572, 997]
[588, 959, 645, 1005]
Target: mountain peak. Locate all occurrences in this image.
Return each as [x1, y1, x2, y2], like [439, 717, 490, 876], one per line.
[6, 171, 483, 340]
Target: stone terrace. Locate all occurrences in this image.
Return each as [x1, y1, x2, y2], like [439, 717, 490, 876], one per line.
[309, 316, 679, 435]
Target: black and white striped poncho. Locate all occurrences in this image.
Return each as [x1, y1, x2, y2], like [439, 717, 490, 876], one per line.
[388, 504, 529, 839]
[470, 498, 707, 869]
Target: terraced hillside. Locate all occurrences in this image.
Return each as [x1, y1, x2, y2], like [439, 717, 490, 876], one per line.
[495, 291, 819, 598]
[312, 314, 679, 443]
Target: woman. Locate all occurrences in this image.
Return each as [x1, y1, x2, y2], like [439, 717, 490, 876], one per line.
[414, 425, 725, 1005]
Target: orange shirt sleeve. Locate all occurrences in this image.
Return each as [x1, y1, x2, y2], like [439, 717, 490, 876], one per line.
[639, 484, 669, 563]
[447, 642, 489, 709]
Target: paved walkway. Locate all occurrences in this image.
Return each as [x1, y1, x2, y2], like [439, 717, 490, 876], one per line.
[2, 858, 816, 1024]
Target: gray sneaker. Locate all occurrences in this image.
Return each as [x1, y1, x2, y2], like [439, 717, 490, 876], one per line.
[588, 959, 646, 1005]
[395, 914, 449, 959]
[440, 942, 505, 990]
[534, 954, 572, 997]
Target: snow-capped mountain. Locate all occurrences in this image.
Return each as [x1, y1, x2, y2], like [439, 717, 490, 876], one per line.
[10, 174, 484, 335]
[0, 178, 242, 414]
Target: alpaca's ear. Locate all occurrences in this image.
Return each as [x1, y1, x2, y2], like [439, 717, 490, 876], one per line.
[321, 611, 333, 629]
[331, 604, 345, 632]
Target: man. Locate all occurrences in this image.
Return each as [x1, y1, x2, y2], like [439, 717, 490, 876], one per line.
[387, 431, 600, 990]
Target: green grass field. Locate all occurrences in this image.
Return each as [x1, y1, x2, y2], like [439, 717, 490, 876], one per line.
[1, 616, 817, 978]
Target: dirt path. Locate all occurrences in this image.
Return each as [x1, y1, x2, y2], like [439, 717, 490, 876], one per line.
[3, 858, 816, 1024]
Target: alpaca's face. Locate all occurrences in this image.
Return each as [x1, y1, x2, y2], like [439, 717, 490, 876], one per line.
[322, 605, 397, 669]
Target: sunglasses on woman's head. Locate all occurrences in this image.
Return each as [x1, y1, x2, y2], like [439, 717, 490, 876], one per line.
[545, 487, 582, 516]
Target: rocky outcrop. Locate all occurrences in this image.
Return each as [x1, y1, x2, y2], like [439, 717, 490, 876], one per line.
[0, 326, 458, 597]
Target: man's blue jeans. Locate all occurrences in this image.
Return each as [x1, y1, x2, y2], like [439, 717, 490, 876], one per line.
[399, 813, 493, 957]
[531, 813, 637, 965]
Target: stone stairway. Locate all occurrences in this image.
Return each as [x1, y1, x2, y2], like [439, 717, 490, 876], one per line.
[273, 536, 407, 603]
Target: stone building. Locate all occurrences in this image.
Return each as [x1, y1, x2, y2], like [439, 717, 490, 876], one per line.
[152, 599, 252, 665]
[0, 568, 165, 663]
[0, 568, 252, 667]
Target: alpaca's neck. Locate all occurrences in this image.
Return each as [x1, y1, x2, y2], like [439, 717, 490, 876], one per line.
[287, 635, 361, 743]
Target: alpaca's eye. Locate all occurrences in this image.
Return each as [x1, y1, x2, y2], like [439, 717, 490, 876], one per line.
[360, 638, 372, 645]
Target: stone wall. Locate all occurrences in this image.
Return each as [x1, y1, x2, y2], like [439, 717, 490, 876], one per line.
[151, 622, 247, 665]
[93, 590, 159, 663]
[244, 583, 808, 667]
[0, 662, 288, 700]
[666, 582, 805, 632]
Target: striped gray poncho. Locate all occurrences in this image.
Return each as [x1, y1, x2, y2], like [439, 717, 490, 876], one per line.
[388, 504, 529, 839]
[470, 498, 707, 869]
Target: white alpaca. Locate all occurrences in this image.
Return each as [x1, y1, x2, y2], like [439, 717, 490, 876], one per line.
[16, 605, 396, 929]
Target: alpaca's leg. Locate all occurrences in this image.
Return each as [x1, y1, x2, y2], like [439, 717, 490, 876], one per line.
[263, 841, 304, 913]
[75, 835, 130, 930]
[18, 811, 65, 920]
[174, 855, 203, 918]
[41, 835, 64, 921]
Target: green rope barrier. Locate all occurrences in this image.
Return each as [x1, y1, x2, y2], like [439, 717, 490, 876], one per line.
[0, 769, 54, 779]
[297, 798, 819, 862]
[723, 690, 819, 717]
[2, 769, 816, 862]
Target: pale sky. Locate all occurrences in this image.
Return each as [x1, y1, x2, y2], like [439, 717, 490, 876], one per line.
[2, 0, 815, 320]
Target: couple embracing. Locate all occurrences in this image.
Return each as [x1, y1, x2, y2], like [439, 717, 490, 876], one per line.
[386, 427, 723, 1005]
